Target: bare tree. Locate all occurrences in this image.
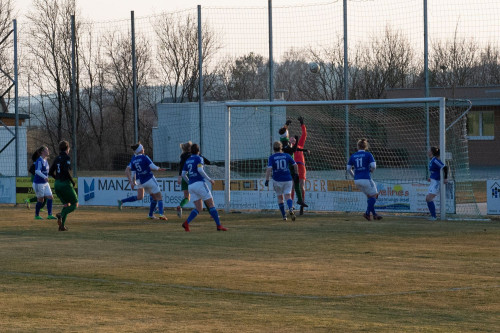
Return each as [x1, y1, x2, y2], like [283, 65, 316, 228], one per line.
[477, 44, 500, 85]
[154, 13, 220, 103]
[103, 30, 152, 152]
[24, 0, 79, 152]
[0, 0, 14, 112]
[430, 28, 479, 89]
[354, 26, 417, 99]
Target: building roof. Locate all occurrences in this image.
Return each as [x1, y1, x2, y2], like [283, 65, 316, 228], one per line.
[387, 86, 500, 106]
[0, 112, 30, 120]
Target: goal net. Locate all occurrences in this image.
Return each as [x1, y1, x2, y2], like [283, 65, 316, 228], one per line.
[220, 98, 481, 219]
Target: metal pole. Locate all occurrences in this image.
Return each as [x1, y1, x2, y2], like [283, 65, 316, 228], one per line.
[197, 5, 203, 151]
[424, 0, 430, 178]
[225, 106, 231, 213]
[71, 15, 77, 177]
[268, 0, 274, 102]
[343, 0, 349, 163]
[439, 98, 446, 220]
[268, 0, 274, 155]
[14, 19, 18, 177]
[131, 11, 138, 144]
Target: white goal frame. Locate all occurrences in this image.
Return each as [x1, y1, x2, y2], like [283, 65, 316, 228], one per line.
[225, 98, 447, 219]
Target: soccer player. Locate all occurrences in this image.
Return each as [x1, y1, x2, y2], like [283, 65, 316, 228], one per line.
[181, 143, 226, 232]
[32, 146, 57, 220]
[347, 138, 382, 221]
[177, 141, 192, 218]
[426, 146, 448, 221]
[289, 116, 310, 215]
[265, 141, 299, 221]
[24, 149, 46, 211]
[280, 120, 308, 209]
[177, 141, 212, 218]
[49, 140, 77, 231]
[117, 143, 168, 221]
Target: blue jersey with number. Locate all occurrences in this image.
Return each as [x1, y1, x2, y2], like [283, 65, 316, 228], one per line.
[348, 150, 375, 180]
[33, 157, 49, 184]
[268, 153, 296, 182]
[128, 154, 155, 184]
[429, 157, 445, 181]
[183, 154, 205, 185]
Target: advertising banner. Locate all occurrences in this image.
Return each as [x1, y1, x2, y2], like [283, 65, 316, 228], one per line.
[487, 180, 500, 215]
[0, 177, 16, 204]
[77, 177, 455, 213]
[16, 177, 70, 205]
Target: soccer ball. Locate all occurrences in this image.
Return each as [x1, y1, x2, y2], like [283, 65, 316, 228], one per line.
[309, 62, 320, 74]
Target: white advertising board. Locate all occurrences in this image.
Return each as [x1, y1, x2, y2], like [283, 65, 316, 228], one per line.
[78, 177, 455, 213]
[78, 177, 196, 208]
[487, 180, 500, 215]
[0, 177, 16, 204]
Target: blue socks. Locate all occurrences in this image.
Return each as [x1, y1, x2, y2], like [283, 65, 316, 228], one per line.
[427, 201, 436, 217]
[286, 199, 293, 210]
[209, 207, 221, 226]
[157, 200, 164, 215]
[121, 196, 138, 203]
[367, 197, 376, 215]
[186, 209, 199, 223]
[47, 199, 53, 215]
[35, 201, 42, 216]
[278, 203, 286, 217]
[149, 199, 157, 216]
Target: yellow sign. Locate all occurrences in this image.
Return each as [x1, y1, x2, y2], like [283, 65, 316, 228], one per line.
[16, 177, 78, 205]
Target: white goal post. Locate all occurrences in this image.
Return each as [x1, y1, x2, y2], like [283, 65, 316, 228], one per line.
[223, 97, 479, 220]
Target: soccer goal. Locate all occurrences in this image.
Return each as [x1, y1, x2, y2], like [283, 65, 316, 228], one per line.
[223, 97, 482, 219]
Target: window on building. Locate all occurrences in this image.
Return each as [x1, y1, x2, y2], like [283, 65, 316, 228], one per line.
[467, 111, 494, 140]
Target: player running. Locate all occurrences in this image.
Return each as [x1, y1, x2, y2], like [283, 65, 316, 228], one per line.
[32, 145, 57, 221]
[347, 138, 382, 221]
[265, 141, 299, 221]
[181, 144, 226, 232]
[117, 143, 168, 221]
[49, 140, 77, 231]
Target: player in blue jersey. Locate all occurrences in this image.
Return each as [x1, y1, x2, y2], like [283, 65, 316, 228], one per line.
[117, 143, 168, 221]
[32, 145, 57, 220]
[181, 143, 227, 232]
[426, 146, 448, 221]
[25, 149, 47, 210]
[265, 141, 299, 221]
[176, 141, 211, 218]
[347, 138, 382, 221]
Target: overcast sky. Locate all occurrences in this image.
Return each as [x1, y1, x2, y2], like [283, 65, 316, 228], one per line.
[13, 0, 317, 21]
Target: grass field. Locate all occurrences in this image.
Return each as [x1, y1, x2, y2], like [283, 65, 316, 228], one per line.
[0, 205, 498, 332]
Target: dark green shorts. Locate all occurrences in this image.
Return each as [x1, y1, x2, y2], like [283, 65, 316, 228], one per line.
[181, 178, 188, 191]
[54, 180, 78, 205]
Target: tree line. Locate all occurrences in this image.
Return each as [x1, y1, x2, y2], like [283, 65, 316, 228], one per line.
[1, 0, 499, 171]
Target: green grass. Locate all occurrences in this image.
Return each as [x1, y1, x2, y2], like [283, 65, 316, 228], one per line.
[0, 206, 499, 332]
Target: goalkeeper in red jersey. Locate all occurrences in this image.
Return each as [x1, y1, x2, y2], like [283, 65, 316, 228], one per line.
[289, 116, 310, 215]
[279, 119, 309, 211]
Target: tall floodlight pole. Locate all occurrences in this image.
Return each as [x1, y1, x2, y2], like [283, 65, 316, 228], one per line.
[14, 19, 19, 177]
[198, 5, 204, 150]
[343, 0, 349, 163]
[268, 0, 274, 153]
[424, 0, 430, 178]
[71, 15, 77, 177]
[131, 11, 138, 144]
